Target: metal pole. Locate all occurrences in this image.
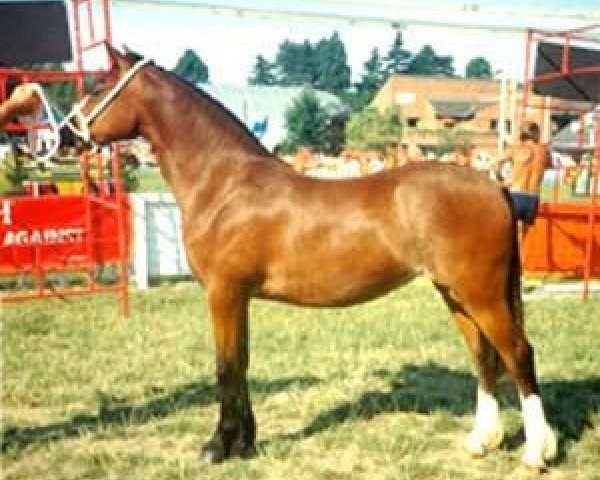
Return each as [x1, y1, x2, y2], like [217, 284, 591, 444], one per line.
[498, 72, 507, 157]
[111, 144, 129, 315]
[71, 0, 85, 98]
[509, 77, 518, 143]
[521, 29, 533, 128]
[583, 110, 600, 299]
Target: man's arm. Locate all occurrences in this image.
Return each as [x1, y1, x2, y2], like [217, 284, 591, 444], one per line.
[0, 84, 42, 129]
[488, 146, 513, 181]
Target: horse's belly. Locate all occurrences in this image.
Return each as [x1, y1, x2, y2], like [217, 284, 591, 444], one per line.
[259, 261, 416, 307]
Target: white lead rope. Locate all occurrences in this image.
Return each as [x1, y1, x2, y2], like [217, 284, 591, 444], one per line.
[24, 58, 151, 163]
[27, 83, 62, 164]
[67, 58, 152, 142]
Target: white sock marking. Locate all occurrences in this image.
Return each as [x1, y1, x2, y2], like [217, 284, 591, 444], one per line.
[519, 393, 557, 467]
[465, 387, 503, 455]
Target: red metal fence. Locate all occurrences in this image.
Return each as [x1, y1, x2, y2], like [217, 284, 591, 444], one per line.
[0, 189, 130, 310]
[0, 0, 131, 313]
[521, 25, 600, 298]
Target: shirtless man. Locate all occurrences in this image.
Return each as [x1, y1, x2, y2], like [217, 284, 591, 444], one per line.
[494, 122, 550, 241]
[0, 83, 42, 129]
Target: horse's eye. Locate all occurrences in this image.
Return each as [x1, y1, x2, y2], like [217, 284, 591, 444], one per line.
[86, 81, 106, 98]
[90, 86, 103, 98]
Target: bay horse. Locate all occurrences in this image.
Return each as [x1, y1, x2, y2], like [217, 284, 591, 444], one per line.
[71, 45, 557, 470]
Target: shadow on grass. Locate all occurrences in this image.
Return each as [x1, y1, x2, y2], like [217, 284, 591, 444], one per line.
[4, 362, 598, 462]
[265, 362, 599, 461]
[1, 375, 320, 455]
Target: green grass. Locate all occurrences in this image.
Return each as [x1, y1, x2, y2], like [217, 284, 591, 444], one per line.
[137, 167, 169, 193]
[1, 280, 599, 480]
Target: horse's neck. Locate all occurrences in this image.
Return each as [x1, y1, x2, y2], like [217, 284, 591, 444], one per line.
[138, 71, 270, 211]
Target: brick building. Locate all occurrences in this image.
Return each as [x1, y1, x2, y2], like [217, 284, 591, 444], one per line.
[370, 75, 551, 158]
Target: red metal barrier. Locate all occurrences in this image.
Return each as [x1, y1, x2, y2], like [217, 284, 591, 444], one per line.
[0, 188, 130, 312]
[521, 25, 599, 298]
[523, 202, 600, 277]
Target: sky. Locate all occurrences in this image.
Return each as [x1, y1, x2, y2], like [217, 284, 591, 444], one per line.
[80, 0, 600, 85]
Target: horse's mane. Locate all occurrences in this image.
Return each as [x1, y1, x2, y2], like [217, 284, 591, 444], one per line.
[124, 50, 274, 158]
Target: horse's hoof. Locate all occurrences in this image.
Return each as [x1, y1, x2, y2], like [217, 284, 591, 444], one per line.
[522, 450, 548, 474]
[201, 436, 256, 464]
[464, 424, 504, 457]
[522, 460, 548, 475]
[542, 426, 557, 461]
[464, 434, 486, 458]
[232, 442, 257, 459]
[485, 425, 505, 451]
[202, 442, 226, 465]
[521, 424, 556, 471]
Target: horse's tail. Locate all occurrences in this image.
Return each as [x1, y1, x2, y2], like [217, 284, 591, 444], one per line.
[502, 186, 524, 329]
[487, 187, 524, 378]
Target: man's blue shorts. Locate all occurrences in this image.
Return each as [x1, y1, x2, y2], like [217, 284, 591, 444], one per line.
[510, 191, 540, 225]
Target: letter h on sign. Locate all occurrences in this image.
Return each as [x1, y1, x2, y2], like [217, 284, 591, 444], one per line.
[3, 200, 11, 225]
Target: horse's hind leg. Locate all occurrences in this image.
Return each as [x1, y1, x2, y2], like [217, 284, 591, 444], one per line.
[202, 280, 256, 464]
[470, 299, 557, 470]
[436, 286, 504, 456]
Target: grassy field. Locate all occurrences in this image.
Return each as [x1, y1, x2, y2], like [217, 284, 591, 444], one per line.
[137, 167, 169, 193]
[1, 280, 599, 480]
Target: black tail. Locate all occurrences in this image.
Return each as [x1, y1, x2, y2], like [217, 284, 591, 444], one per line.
[485, 188, 523, 379]
[501, 187, 524, 328]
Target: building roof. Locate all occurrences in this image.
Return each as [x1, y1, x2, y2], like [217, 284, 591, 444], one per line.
[430, 99, 495, 119]
[370, 75, 502, 115]
[552, 118, 596, 151]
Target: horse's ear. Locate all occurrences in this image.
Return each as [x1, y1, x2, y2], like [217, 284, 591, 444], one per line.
[121, 44, 145, 63]
[122, 44, 135, 57]
[105, 42, 130, 71]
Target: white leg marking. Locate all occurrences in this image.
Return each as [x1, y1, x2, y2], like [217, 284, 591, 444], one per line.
[464, 387, 504, 456]
[520, 393, 557, 468]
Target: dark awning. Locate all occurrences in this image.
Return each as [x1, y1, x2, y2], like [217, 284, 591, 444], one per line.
[533, 41, 600, 103]
[0, 1, 72, 66]
[430, 99, 491, 120]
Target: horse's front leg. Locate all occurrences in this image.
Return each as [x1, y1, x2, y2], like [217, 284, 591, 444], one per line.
[202, 280, 256, 464]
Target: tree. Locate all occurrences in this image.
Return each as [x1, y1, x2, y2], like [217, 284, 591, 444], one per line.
[351, 48, 387, 111]
[345, 106, 403, 150]
[1, 151, 29, 193]
[314, 32, 351, 95]
[273, 33, 352, 95]
[281, 88, 330, 153]
[172, 49, 209, 84]
[248, 54, 278, 85]
[320, 112, 347, 156]
[407, 45, 455, 77]
[465, 56, 493, 79]
[383, 31, 412, 75]
[435, 128, 474, 157]
[276, 39, 316, 86]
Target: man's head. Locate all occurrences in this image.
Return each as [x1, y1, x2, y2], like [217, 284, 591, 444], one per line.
[520, 122, 540, 143]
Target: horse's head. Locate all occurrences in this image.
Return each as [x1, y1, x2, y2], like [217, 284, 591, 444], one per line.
[77, 44, 148, 145]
